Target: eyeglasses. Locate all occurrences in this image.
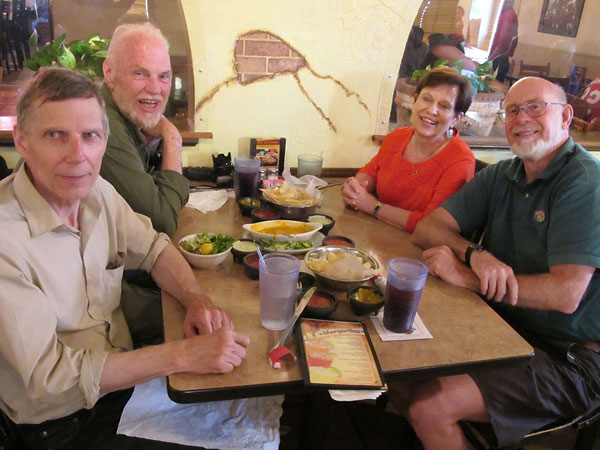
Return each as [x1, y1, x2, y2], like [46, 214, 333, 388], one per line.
[497, 101, 566, 122]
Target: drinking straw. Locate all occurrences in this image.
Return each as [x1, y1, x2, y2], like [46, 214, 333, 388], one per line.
[256, 247, 268, 272]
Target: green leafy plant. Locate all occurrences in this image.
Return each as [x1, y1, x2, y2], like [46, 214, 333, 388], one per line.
[411, 58, 496, 93]
[24, 32, 111, 79]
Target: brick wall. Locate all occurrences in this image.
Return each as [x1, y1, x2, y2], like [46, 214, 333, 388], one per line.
[234, 31, 306, 84]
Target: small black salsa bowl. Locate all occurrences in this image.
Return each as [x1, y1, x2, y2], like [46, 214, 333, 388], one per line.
[348, 286, 384, 316]
[243, 253, 260, 280]
[322, 235, 355, 247]
[296, 272, 318, 296]
[302, 290, 338, 319]
[306, 214, 335, 236]
[238, 197, 261, 217]
[231, 238, 259, 263]
[251, 207, 281, 223]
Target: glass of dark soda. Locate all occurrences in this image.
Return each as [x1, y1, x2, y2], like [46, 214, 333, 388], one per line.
[383, 258, 428, 333]
[234, 156, 260, 201]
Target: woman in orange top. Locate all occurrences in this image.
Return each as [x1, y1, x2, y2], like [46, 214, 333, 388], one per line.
[341, 67, 475, 232]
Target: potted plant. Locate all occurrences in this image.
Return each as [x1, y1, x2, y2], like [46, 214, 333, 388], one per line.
[24, 32, 110, 79]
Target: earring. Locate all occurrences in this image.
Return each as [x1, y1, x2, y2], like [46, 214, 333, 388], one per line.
[446, 127, 455, 138]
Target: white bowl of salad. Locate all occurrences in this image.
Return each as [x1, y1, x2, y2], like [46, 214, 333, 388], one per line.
[178, 232, 235, 269]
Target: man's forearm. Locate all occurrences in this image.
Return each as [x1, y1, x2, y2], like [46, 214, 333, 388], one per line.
[509, 265, 594, 313]
[100, 341, 183, 394]
[412, 208, 471, 262]
[159, 134, 183, 173]
[151, 243, 209, 310]
[158, 118, 183, 173]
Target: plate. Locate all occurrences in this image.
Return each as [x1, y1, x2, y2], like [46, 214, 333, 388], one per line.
[243, 231, 325, 254]
[242, 219, 322, 241]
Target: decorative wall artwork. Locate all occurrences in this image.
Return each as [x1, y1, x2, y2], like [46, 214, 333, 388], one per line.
[537, 0, 586, 38]
[195, 30, 369, 133]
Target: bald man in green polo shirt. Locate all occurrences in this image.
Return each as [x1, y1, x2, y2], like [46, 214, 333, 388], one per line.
[402, 77, 600, 449]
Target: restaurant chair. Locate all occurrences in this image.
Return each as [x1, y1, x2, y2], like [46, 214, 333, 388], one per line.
[460, 405, 600, 450]
[567, 93, 589, 121]
[517, 60, 550, 78]
[0, 17, 18, 73]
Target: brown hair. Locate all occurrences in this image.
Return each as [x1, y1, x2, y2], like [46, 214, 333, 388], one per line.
[17, 67, 108, 134]
[414, 66, 472, 115]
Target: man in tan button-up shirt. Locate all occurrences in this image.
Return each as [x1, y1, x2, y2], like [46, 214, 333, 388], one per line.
[0, 68, 249, 448]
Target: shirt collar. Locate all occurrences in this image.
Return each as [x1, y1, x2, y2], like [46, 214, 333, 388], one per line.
[504, 137, 575, 186]
[13, 164, 103, 238]
[14, 164, 65, 236]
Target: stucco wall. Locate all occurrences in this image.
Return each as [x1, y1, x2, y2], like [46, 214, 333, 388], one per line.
[180, 0, 420, 169]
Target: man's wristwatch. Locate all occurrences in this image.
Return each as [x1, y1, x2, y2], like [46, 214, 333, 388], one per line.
[465, 243, 484, 268]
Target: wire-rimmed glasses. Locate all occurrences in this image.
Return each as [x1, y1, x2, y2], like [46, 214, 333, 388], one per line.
[497, 100, 566, 122]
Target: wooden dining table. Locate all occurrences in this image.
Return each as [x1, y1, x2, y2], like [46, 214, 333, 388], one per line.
[163, 184, 534, 403]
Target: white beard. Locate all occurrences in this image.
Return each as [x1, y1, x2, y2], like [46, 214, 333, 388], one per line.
[509, 127, 566, 161]
[112, 84, 164, 130]
[510, 139, 555, 161]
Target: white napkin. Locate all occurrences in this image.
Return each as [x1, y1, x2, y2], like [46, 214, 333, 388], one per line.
[370, 312, 433, 341]
[186, 189, 234, 213]
[117, 378, 282, 450]
[281, 166, 327, 197]
[329, 389, 385, 402]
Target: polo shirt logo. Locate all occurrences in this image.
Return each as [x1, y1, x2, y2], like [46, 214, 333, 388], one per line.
[534, 210, 546, 223]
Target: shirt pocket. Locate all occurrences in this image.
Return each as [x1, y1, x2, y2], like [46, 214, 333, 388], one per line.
[98, 254, 125, 317]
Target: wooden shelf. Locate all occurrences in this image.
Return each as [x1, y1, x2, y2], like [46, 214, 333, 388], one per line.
[372, 129, 600, 152]
[0, 116, 212, 147]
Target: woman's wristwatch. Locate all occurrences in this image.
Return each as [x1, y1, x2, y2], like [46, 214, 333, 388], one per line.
[373, 201, 384, 217]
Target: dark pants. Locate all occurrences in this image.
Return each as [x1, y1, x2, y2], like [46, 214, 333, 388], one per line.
[470, 332, 600, 448]
[492, 55, 510, 83]
[0, 390, 205, 450]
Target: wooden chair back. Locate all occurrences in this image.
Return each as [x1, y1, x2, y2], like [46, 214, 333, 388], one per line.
[518, 60, 551, 78]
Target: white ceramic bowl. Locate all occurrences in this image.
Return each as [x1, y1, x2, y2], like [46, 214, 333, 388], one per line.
[242, 219, 322, 242]
[178, 233, 232, 269]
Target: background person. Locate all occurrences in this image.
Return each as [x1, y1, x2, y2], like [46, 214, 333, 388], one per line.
[398, 26, 428, 79]
[404, 77, 600, 449]
[0, 67, 247, 449]
[101, 22, 188, 237]
[100, 22, 190, 346]
[423, 33, 478, 72]
[488, 0, 518, 83]
[342, 67, 475, 232]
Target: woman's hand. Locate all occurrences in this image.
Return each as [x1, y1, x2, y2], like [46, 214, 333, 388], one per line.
[341, 177, 378, 213]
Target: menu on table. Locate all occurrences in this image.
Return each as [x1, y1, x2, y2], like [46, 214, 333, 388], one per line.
[296, 318, 384, 389]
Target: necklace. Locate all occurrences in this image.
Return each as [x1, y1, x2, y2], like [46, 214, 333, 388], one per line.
[405, 134, 451, 177]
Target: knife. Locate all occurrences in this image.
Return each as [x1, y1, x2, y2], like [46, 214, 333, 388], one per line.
[269, 286, 317, 368]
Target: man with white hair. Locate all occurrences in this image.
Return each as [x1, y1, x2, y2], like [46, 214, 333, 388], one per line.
[101, 22, 187, 236]
[403, 77, 600, 449]
[100, 23, 190, 346]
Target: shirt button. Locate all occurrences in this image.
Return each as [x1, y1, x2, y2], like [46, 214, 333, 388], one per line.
[41, 430, 48, 437]
[525, 193, 529, 198]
